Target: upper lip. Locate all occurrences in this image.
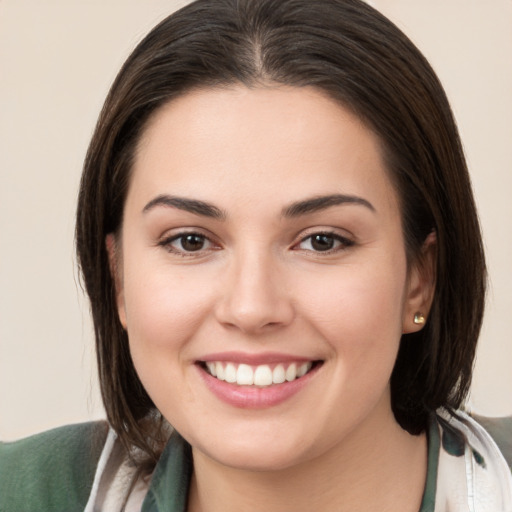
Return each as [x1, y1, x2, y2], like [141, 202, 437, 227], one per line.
[197, 351, 319, 365]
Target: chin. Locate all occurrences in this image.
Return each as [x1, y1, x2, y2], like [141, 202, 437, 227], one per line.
[205, 444, 308, 472]
[189, 426, 316, 472]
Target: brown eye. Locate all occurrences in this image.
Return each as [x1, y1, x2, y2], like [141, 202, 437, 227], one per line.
[296, 232, 354, 253]
[162, 232, 213, 254]
[180, 234, 206, 251]
[310, 234, 335, 251]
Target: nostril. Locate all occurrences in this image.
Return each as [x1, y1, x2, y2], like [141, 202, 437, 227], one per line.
[215, 297, 295, 334]
[213, 265, 294, 333]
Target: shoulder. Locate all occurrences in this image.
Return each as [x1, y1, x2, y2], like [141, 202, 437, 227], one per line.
[472, 413, 512, 471]
[0, 421, 109, 512]
[434, 409, 512, 511]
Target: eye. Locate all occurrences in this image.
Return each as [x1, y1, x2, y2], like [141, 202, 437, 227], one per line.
[296, 232, 353, 253]
[160, 232, 215, 254]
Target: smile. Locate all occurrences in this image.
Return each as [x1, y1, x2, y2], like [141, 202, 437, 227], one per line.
[203, 361, 315, 387]
[196, 354, 323, 408]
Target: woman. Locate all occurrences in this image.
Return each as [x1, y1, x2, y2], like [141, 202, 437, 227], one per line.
[1, 0, 510, 510]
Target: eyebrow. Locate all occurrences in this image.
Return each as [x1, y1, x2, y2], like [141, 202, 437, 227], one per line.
[282, 194, 375, 217]
[143, 195, 226, 220]
[142, 193, 375, 220]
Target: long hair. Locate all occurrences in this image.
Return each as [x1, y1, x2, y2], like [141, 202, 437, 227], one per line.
[76, 0, 486, 463]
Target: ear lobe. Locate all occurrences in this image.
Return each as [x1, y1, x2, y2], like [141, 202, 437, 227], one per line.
[402, 231, 437, 334]
[106, 234, 127, 329]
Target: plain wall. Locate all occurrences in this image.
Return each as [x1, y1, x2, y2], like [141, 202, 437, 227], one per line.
[1, 0, 511, 440]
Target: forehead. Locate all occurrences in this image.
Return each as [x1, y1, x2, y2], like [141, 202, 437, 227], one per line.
[129, 85, 399, 218]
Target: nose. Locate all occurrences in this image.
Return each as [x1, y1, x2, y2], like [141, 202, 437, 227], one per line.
[214, 249, 295, 334]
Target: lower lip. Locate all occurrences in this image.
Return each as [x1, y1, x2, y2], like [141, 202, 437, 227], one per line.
[196, 363, 321, 409]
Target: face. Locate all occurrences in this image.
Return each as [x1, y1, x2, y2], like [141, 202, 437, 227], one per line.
[112, 86, 432, 471]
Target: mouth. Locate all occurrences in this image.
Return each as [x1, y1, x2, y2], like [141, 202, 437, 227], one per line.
[196, 355, 324, 408]
[198, 360, 322, 387]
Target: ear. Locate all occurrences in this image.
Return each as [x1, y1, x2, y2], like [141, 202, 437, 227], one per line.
[106, 233, 127, 329]
[402, 231, 437, 334]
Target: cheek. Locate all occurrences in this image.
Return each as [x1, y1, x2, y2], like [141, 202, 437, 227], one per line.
[121, 261, 217, 380]
[121, 266, 216, 420]
[298, 263, 406, 337]
[294, 255, 407, 380]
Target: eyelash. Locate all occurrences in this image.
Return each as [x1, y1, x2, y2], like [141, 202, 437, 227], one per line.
[158, 230, 354, 256]
[294, 231, 354, 254]
[158, 231, 217, 257]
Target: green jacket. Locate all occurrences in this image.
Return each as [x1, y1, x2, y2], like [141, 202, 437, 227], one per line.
[0, 422, 108, 512]
[0, 421, 192, 512]
[1, 414, 511, 512]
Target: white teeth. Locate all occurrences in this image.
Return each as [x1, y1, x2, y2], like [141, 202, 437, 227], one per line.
[236, 364, 254, 385]
[225, 363, 237, 383]
[205, 361, 314, 386]
[285, 363, 297, 382]
[272, 364, 286, 384]
[297, 362, 311, 377]
[206, 362, 216, 377]
[254, 365, 273, 386]
[215, 362, 225, 381]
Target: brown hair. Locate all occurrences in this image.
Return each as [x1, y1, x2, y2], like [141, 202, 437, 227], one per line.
[76, 0, 486, 462]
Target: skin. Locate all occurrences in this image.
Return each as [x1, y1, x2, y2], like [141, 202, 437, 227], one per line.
[109, 85, 436, 511]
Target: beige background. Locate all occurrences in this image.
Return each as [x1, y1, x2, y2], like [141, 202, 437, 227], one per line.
[1, 1, 511, 441]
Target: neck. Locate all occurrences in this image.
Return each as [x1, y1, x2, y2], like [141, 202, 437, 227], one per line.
[187, 406, 428, 512]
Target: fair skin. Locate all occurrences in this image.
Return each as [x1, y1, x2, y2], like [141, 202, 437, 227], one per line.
[109, 85, 435, 512]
